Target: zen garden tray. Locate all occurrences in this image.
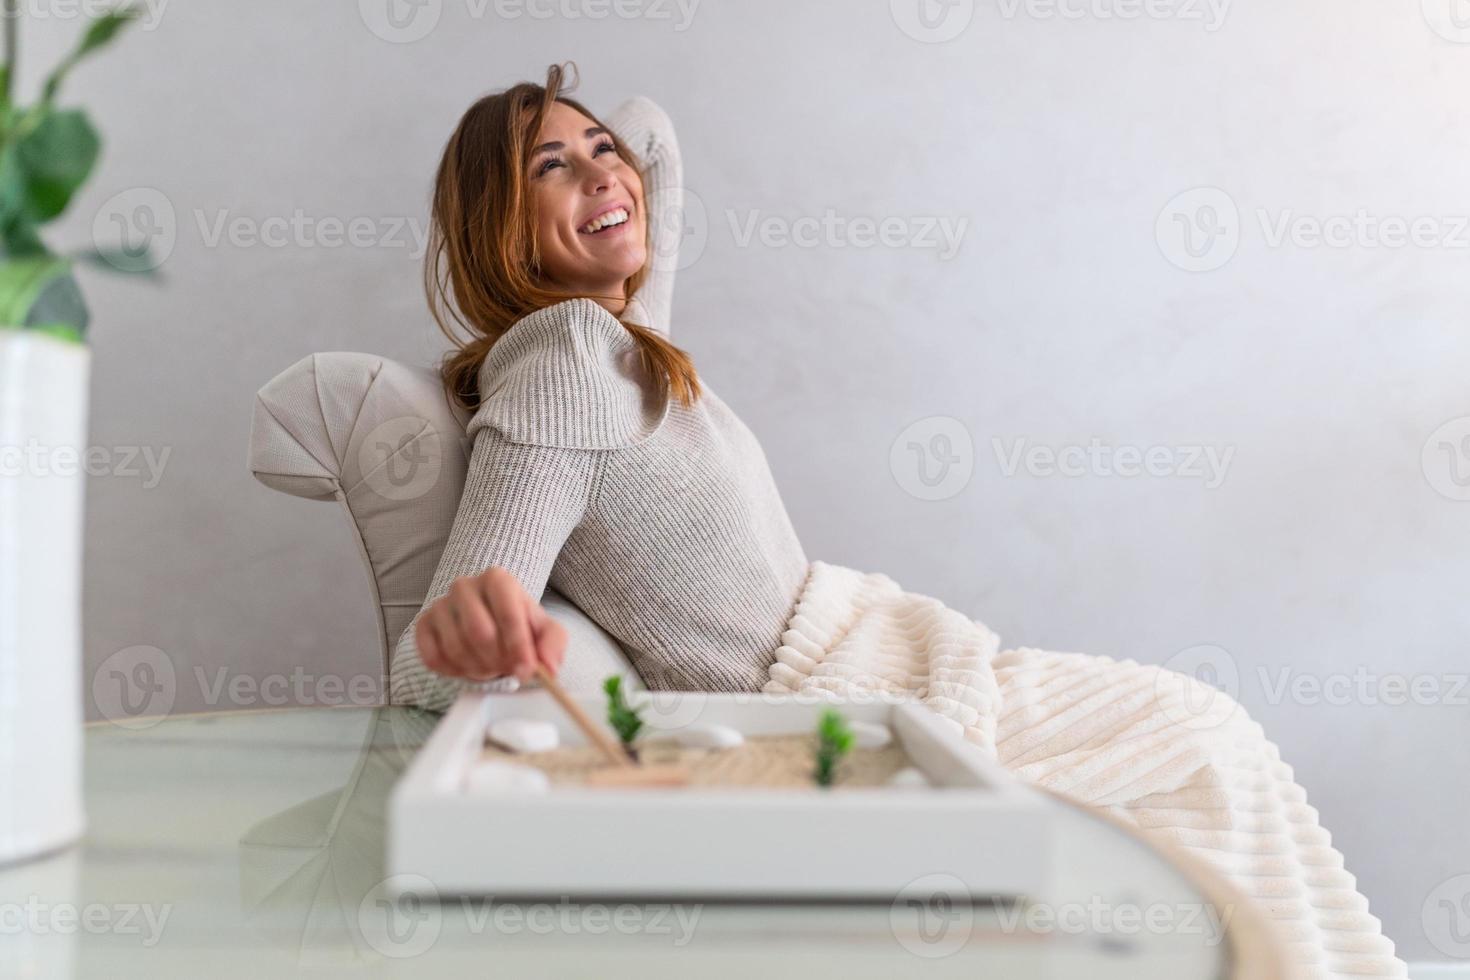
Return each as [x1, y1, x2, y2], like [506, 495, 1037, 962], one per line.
[389, 688, 1053, 902]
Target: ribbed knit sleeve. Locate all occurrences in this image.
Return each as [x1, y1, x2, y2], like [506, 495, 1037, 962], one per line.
[607, 96, 682, 338]
[388, 426, 601, 711]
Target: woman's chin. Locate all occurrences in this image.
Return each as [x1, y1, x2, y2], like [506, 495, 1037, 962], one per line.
[579, 253, 647, 288]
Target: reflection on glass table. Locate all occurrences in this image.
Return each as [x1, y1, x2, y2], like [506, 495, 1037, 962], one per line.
[0, 707, 1288, 979]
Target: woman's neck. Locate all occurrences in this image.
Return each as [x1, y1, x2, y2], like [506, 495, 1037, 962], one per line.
[590, 293, 628, 318]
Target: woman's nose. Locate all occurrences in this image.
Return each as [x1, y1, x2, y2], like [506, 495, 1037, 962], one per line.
[582, 161, 620, 195]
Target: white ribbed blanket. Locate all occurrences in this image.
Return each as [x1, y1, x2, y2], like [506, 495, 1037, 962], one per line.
[763, 560, 1407, 979]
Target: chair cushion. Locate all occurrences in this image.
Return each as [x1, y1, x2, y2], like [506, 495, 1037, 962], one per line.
[247, 351, 642, 698]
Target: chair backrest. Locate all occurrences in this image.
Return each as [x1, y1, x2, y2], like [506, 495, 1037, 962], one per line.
[247, 351, 637, 700]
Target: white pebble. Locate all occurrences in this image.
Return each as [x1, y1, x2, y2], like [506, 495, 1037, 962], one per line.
[849, 721, 892, 749]
[674, 724, 745, 749]
[488, 718, 559, 754]
[887, 767, 930, 790]
[464, 760, 549, 794]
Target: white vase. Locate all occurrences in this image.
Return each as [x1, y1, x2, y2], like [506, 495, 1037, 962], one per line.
[0, 330, 89, 865]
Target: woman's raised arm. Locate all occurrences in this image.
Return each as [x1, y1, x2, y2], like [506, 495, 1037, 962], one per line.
[607, 95, 683, 338]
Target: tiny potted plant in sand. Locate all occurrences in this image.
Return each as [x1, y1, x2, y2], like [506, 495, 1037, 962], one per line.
[813, 709, 855, 788]
[603, 675, 644, 762]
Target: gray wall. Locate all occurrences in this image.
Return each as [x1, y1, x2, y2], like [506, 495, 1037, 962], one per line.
[40, 0, 1467, 962]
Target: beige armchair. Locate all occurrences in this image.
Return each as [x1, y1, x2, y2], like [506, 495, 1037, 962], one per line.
[247, 351, 642, 703]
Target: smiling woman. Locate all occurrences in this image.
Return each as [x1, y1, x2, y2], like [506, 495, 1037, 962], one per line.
[422, 62, 699, 415]
[391, 65, 812, 710]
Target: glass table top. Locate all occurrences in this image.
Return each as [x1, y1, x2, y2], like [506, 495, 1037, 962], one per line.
[0, 706, 1268, 978]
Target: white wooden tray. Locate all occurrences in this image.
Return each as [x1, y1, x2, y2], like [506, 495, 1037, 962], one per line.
[389, 689, 1053, 901]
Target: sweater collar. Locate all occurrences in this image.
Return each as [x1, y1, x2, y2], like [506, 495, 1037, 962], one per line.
[470, 298, 671, 450]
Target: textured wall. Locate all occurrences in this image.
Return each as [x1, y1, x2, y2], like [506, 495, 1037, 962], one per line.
[36, 0, 1468, 960]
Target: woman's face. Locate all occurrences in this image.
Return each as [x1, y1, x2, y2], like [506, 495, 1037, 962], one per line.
[528, 100, 647, 304]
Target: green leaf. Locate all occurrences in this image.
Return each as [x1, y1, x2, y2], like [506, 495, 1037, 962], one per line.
[0, 256, 79, 329]
[0, 142, 24, 227]
[1, 216, 48, 259]
[603, 675, 644, 746]
[13, 109, 100, 221]
[25, 265, 88, 333]
[41, 8, 139, 106]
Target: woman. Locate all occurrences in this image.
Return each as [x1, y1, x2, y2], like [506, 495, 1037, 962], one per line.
[388, 64, 1408, 978]
[391, 63, 808, 709]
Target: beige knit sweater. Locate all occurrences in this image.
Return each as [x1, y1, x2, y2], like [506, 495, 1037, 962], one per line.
[390, 97, 809, 710]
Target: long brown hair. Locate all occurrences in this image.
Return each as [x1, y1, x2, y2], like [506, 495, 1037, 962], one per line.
[425, 62, 701, 415]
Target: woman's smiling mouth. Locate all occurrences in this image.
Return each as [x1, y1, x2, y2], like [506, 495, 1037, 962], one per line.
[579, 205, 631, 235]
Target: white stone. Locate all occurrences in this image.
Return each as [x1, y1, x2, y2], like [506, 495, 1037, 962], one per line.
[464, 760, 549, 794]
[849, 721, 892, 749]
[887, 767, 930, 790]
[488, 718, 560, 754]
[673, 724, 745, 749]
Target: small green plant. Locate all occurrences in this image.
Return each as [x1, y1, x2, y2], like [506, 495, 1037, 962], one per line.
[0, 2, 153, 343]
[603, 675, 643, 758]
[813, 708, 855, 788]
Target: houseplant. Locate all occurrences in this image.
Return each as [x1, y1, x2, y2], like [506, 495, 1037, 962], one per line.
[0, 1, 147, 865]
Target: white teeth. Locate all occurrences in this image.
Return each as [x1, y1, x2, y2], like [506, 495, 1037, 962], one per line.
[580, 207, 629, 234]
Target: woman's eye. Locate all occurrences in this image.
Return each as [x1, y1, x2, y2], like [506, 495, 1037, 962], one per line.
[534, 141, 614, 177]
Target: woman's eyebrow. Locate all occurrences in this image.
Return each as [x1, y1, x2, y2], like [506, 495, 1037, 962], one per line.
[531, 127, 610, 155]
